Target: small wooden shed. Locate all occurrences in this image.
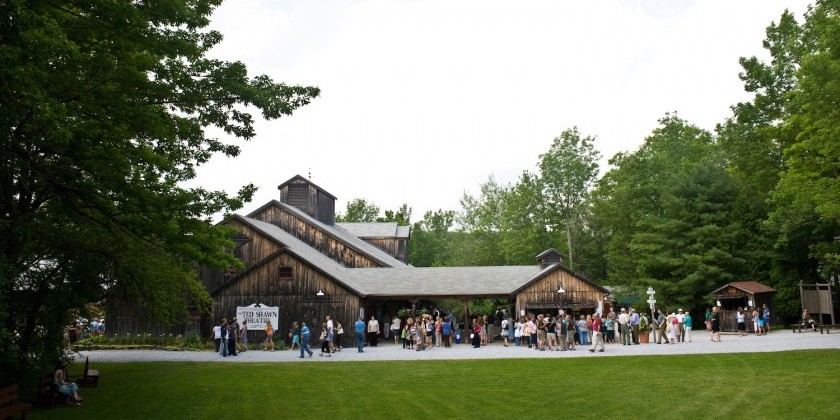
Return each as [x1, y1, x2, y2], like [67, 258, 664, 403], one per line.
[710, 281, 776, 332]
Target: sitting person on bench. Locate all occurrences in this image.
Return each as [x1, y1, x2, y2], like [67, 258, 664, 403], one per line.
[54, 361, 83, 406]
[802, 309, 817, 332]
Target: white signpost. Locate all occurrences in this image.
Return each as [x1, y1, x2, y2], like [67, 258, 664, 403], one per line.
[236, 303, 279, 331]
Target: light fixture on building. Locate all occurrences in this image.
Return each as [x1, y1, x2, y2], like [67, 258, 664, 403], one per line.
[316, 289, 324, 296]
[557, 284, 565, 294]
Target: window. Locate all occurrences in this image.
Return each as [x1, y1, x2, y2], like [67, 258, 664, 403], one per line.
[278, 267, 293, 280]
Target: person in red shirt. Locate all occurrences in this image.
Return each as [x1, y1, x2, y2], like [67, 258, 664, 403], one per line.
[589, 313, 605, 353]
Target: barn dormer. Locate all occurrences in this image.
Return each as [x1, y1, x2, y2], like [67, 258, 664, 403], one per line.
[536, 248, 564, 270]
[277, 175, 336, 225]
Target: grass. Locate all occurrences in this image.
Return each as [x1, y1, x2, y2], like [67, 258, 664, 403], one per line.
[29, 350, 840, 420]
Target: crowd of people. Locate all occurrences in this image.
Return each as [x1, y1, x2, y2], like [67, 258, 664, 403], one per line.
[212, 303, 783, 358]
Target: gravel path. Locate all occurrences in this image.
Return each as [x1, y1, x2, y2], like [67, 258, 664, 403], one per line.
[78, 329, 840, 363]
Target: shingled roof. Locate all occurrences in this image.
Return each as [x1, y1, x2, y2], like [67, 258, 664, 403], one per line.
[248, 200, 409, 268]
[336, 222, 410, 239]
[711, 281, 777, 295]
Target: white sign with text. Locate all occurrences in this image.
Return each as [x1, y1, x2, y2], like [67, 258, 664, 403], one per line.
[236, 304, 279, 331]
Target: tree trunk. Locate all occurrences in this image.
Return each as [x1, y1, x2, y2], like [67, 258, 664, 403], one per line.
[565, 221, 574, 270]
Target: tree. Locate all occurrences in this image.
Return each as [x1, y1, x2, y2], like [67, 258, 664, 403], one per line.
[593, 114, 753, 309]
[378, 204, 412, 225]
[335, 198, 381, 222]
[0, 0, 318, 385]
[538, 127, 601, 270]
[408, 210, 455, 267]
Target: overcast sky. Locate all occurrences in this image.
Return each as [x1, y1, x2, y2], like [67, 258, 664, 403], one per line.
[193, 0, 809, 222]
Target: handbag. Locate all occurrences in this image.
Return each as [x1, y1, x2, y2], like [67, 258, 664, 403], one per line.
[319, 330, 326, 340]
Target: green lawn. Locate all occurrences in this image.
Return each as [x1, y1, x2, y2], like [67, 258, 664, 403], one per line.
[30, 350, 840, 420]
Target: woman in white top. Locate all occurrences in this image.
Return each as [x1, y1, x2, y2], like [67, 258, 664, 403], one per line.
[514, 318, 524, 346]
[500, 317, 510, 347]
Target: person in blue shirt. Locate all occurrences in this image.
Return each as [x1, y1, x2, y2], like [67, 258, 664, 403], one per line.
[354, 316, 366, 353]
[300, 322, 313, 358]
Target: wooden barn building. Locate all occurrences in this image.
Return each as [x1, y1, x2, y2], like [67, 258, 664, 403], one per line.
[108, 175, 608, 343]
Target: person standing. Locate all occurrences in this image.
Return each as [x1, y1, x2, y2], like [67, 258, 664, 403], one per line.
[656, 309, 667, 344]
[219, 318, 228, 357]
[618, 308, 631, 345]
[630, 309, 640, 345]
[471, 319, 482, 348]
[736, 308, 747, 336]
[442, 317, 452, 347]
[684, 311, 693, 342]
[576, 315, 588, 347]
[677, 309, 686, 342]
[589, 313, 605, 353]
[367, 315, 380, 347]
[212, 321, 223, 352]
[501, 316, 510, 347]
[391, 315, 401, 344]
[227, 320, 237, 356]
[354, 316, 366, 353]
[705, 307, 714, 332]
[300, 322, 313, 358]
[334, 321, 344, 351]
[264, 320, 274, 351]
[762, 304, 772, 333]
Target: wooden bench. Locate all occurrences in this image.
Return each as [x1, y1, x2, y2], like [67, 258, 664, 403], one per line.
[36, 373, 63, 409]
[790, 324, 804, 333]
[77, 357, 99, 388]
[0, 384, 33, 419]
[818, 324, 840, 334]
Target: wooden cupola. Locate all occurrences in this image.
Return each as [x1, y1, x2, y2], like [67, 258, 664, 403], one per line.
[277, 175, 337, 225]
[536, 248, 565, 270]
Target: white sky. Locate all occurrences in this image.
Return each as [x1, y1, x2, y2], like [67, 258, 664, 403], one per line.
[193, 0, 809, 222]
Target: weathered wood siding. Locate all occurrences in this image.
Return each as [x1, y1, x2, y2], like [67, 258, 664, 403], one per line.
[360, 237, 408, 263]
[251, 204, 385, 268]
[105, 298, 205, 338]
[516, 268, 605, 315]
[212, 252, 362, 348]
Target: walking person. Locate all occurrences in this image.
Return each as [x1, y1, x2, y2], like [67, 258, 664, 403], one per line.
[239, 319, 248, 352]
[589, 313, 605, 353]
[354, 316, 366, 353]
[290, 321, 300, 351]
[264, 320, 275, 352]
[319, 322, 332, 357]
[300, 322, 313, 358]
[656, 309, 667, 344]
[711, 307, 721, 342]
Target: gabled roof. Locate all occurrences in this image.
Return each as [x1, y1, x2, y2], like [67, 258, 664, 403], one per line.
[248, 200, 409, 268]
[511, 262, 609, 295]
[276, 175, 336, 200]
[343, 266, 541, 297]
[231, 215, 369, 296]
[535, 248, 565, 259]
[711, 281, 776, 295]
[336, 222, 410, 239]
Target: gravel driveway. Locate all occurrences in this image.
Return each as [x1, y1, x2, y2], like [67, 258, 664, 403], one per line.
[78, 329, 840, 363]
